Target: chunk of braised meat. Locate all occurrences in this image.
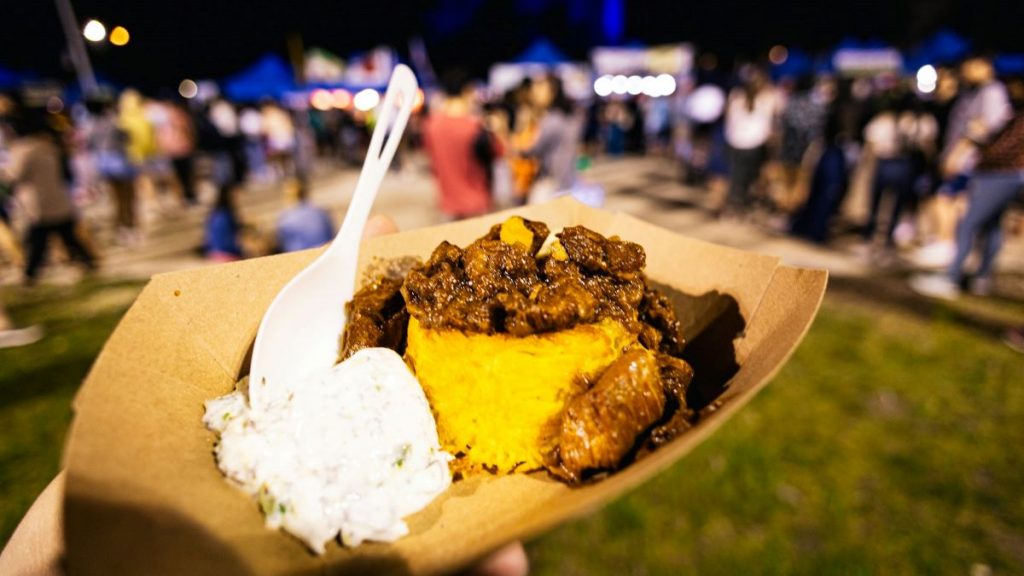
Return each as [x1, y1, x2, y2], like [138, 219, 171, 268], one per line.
[639, 286, 686, 357]
[403, 222, 653, 336]
[551, 349, 666, 483]
[402, 237, 542, 333]
[537, 255, 645, 332]
[463, 239, 540, 298]
[636, 354, 697, 456]
[502, 261, 598, 335]
[556, 226, 645, 278]
[339, 277, 409, 360]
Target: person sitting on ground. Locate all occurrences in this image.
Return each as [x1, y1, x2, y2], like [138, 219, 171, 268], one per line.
[275, 178, 334, 253]
[204, 185, 243, 263]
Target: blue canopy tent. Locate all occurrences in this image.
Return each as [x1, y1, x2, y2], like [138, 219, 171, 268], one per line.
[905, 29, 971, 72]
[770, 48, 815, 80]
[223, 54, 296, 102]
[995, 54, 1024, 76]
[0, 66, 37, 90]
[513, 38, 570, 65]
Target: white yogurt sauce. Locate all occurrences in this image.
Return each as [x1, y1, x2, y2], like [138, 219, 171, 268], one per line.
[203, 347, 451, 554]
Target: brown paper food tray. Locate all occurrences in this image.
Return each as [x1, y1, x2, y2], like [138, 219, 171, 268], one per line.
[62, 197, 827, 575]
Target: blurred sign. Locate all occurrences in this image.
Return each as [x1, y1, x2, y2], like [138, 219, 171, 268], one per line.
[344, 47, 395, 88]
[592, 44, 693, 75]
[304, 48, 345, 84]
[832, 48, 904, 75]
[592, 48, 646, 75]
[647, 45, 693, 75]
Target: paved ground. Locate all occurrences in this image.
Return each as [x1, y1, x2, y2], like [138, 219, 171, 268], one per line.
[5, 154, 1024, 300]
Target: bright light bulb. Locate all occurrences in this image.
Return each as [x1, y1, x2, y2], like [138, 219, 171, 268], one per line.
[353, 88, 380, 112]
[917, 65, 937, 86]
[83, 19, 106, 42]
[917, 65, 938, 94]
[655, 74, 677, 97]
[626, 75, 643, 95]
[640, 75, 658, 97]
[109, 26, 130, 46]
[611, 75, 628, 95]
[685, 84, 726, 123]
[331, 89, 352, 109]
[594, 75, 613, 97]
[178, 79, 198, 99]
[310, 89, 333, 111]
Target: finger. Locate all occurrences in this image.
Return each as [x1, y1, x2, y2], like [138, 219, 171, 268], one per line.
[468, 542, 529, 576]
[363, 215, 399, 239]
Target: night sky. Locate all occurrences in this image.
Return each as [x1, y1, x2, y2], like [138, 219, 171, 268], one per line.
[2, 0, 1023, 91]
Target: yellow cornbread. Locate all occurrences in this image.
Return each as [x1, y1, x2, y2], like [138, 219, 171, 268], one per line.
[405, 316, 636, 473]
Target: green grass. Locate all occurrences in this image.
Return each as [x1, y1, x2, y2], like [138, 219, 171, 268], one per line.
[1, 280, 1022, 575]
[0, 279, 144, 543]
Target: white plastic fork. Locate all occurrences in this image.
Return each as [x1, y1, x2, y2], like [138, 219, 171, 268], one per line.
[248, 64, 419, 406]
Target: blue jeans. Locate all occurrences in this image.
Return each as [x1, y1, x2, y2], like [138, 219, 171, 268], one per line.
[864, 157, 914, 245]
[947, 171, 1024, 282]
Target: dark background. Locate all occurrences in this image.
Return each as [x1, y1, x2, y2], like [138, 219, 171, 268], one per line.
[2, 0, 1023, 90]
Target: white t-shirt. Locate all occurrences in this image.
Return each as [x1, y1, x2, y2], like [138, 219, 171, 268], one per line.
[725, 89, 779, 150]
[865, 112, 938, 159]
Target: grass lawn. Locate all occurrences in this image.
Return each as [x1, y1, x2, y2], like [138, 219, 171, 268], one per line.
[2, 278, 1022, 574]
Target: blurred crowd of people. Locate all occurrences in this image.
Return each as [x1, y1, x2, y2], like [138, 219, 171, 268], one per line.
[0, 88, 343, 284]
[680, 53, 1024, 302]
[419, 54, 1024, 307]
[2, 52, 1023, 311]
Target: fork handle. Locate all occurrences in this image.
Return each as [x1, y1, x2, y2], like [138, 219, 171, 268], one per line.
[329, 64, 419, 264]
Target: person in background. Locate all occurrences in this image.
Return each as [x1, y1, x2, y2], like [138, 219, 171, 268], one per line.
[0, 95, 24, 271]
[910, 109, 1024, 299]
[204, 184, 242, 262]
[421, 69, 500, 220]
[860, 94, 938, 250]
[261, 101, 297, 180]
[159, 99, 198, 205]
[778, 75, 826, 212]
[118, 89, 156, 201]
[276, 178, 333, 253]
[86, 97, 138, 243]
[239, 106, 269, 181]
[723, 66, 779, 215]
[790, 112, 849, 243]
[1, 107, 95, 284]
[482, 102, 516, 208]
[603, 100, 631, 156]
[914, 54, 1011, 267]
[507, 79, 540, 202]
[523, 74, 581, 203]
[208, 99, 247, 187]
